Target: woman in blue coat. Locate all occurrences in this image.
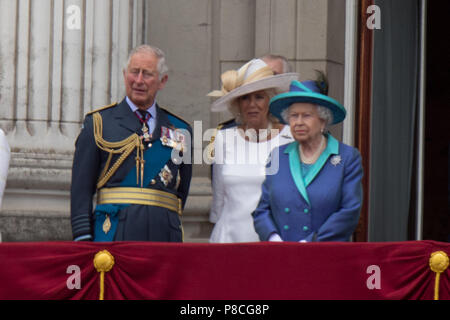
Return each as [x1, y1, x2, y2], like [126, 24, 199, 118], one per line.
[252, 76, 363, 242]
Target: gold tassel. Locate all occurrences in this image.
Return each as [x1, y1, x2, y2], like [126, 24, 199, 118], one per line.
[140, 141, 145, 188]
[429, 251, 449, 300]
[135, 155, 140, 185]
[93, 250, 115, 300]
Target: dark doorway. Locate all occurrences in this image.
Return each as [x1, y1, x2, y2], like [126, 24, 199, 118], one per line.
[422, 0, 450, 242]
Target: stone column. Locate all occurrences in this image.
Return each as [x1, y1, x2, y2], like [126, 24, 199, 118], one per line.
[0, 0, 145, 241]
[0, 0, 347, 242]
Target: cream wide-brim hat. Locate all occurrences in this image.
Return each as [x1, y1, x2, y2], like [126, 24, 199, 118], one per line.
[208, 59, 299, 112]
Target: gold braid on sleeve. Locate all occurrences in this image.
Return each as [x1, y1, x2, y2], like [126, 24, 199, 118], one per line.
[93, 112, 145, 189]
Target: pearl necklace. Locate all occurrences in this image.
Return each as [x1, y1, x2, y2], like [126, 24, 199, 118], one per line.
[244, 121, 273, 142]
[299, 135, 325, 164]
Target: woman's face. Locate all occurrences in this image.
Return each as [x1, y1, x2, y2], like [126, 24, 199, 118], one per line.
[237, 90, 270, 128]
[287, 103, 325, 144]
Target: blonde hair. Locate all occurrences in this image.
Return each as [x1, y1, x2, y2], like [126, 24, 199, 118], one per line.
[230, 88, 278, 125]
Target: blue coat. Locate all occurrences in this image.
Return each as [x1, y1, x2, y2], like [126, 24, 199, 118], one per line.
[252, 134, 363, 242]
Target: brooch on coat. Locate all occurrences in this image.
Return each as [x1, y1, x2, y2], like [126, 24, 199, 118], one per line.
[161, 126, 185, 152]
[330, 155, 342, 166]
[159, 165, 173, 186]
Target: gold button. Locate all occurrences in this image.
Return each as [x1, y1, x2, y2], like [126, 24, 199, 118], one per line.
[151, 179, 156, 185]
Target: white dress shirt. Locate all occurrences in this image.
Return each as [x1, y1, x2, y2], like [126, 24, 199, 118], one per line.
[126, 96, 157, 134]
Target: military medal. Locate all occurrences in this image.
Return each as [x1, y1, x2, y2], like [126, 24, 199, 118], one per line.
[159, 165, 173, 186]
[142, 123, 151, 142]
[103, 215, 111, 234]
[161, 127, 176, 148]
[161, 126, 186, 152]
[174, 129, 186, 152]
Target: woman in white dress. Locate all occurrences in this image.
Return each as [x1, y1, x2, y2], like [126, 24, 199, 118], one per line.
[207, 59, 298, 242]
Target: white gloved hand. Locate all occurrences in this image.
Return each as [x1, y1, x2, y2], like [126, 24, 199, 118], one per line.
[268, 233, 283, 242]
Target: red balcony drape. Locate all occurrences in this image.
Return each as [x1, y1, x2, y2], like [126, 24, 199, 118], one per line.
[0, 240, 448, 300]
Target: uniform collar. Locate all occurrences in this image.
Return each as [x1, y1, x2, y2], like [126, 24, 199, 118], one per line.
[126, 96, 157, 119]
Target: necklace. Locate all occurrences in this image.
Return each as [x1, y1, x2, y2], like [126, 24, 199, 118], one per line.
[299, 135, 325, 164]
[244, 121, 273, 142]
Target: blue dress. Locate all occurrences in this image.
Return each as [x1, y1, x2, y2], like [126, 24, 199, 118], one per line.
[252, 134, 363, 242]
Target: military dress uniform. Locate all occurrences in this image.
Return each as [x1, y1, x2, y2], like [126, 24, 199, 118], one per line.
[70, 98, 192, 242]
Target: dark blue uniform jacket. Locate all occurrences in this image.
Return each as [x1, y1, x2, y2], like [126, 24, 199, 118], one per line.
[70, 99, 192, 242]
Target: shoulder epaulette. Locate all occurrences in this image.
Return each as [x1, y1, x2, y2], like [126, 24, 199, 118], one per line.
[86, 102, 118, 116]
[218, 118, 237, 130]
[159, 106, 190, 125]
[206, 120, 235, 162]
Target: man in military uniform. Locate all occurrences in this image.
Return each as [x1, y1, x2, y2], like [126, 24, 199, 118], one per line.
[71, 45, 192, 242]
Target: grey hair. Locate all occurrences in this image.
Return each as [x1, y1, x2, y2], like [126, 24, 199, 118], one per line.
[281, 104, 334, 127]
[229, 88, 278, 125]
[124, 44, 169, 80]
[260, 54, 293, 73]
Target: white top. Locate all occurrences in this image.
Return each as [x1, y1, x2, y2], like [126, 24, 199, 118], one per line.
[0, 129, 11, 210]
[209, 125, 294, 243]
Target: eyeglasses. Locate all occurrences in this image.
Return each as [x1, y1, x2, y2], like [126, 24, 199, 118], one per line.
[128, 69, 157, 80]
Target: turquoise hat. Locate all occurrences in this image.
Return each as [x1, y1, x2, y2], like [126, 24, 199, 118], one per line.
[269, 80, 346, 125]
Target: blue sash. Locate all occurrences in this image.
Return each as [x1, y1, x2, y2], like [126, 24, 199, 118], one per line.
[93, 113, 189, 241]
[94, 139, 173, 241]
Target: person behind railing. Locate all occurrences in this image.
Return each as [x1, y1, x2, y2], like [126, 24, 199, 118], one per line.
[70, 45, 192, 242]
[207, 58, 298, 243]
[260, 54, 293, 75]
[213, 54, 293, 131]
[253, 73, 363, 242]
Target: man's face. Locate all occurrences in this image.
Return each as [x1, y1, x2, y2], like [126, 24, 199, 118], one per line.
[123, 52, 168, 109]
